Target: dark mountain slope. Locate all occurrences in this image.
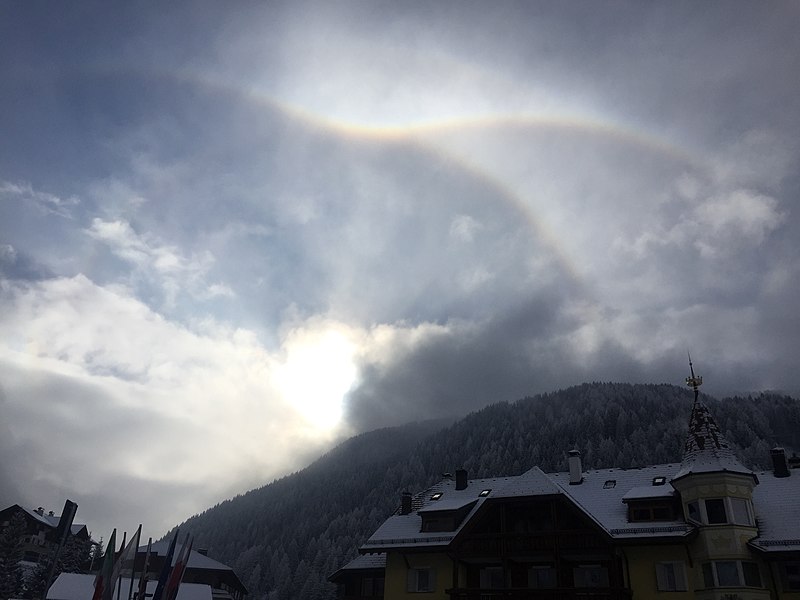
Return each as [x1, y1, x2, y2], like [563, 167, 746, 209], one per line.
[171, 383, 800, 600]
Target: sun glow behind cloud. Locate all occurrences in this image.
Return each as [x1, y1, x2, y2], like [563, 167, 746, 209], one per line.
[272, 324, 359, 432]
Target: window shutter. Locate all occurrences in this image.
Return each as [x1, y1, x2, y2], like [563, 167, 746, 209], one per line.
[656, 562, 687, 591]
[428, 568, 436, 592]
[655, 563, 668, 591]
[407, 569, 415, 592]
[674, 562, 688, 591]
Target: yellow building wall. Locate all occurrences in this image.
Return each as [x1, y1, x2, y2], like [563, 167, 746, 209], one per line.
[768, 562, 800, 600]
[625, 543, 695, 599]
[384, 551, 454, 600]
[625, 540, 782, 600]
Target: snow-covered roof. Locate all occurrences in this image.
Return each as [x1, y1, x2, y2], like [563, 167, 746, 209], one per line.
[139, 540, 233, 572]
[673, 399, 755, 481]
[328, 553, 386, 583]
[337, 553, 386, 572]
[550, 464, 693, 540]
[47, 573, 212, 600]
[749, 469, 800, 552]
[363, 461, 700, 552]
[417, 497, 476, 513]
[18, 506, 87, 536]
[621, 485, 676, 502]
[362, 468, 565, 551]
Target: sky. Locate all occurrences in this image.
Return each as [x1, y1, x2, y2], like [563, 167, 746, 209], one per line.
[1, 1, 799, 543]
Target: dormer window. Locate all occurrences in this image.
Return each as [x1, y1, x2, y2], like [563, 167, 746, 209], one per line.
[628, 502, 676, 522]
[623, 486, 679, 522]
[419, 500, 477, 532]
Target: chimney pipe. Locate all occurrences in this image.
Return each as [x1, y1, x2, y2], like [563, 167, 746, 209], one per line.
[400, 492, 413, 515]
[455, 469, 468, 490]
[771, 447, 790, 478]
[568, 450, 583, 485]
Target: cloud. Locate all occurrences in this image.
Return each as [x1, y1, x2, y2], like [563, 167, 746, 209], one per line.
[694, 190, 783, 248]
[0, 244, 52, 281]
[84, 218, 226, 310]
[0, 275, 356, 537]
[0, 180, 80, 219]
[622, 187, 784, 261]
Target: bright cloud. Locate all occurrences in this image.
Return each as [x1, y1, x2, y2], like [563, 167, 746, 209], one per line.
[694, 190, 784, 246]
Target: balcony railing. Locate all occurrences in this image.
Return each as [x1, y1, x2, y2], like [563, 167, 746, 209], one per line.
[447, 587, 632, 600]
[458, 532, 608, 555]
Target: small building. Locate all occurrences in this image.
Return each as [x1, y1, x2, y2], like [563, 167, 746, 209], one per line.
[45, 542, 247, 600]
[0, 504, 90, 566]
[329, 553, 386, 600]
[47, 573, 212, 600]
[131, 541, 248, 600]
[334, 372, 800, 599]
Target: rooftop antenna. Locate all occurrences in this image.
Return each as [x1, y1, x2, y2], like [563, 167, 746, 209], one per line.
[685, 352, 703, 402]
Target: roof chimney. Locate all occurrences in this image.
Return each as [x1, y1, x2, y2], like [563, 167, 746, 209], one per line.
[771, 447, 790, 478]
[568, 449, 583, 485]
[400, 492, 413, 515]
[455, 469, 468, 490]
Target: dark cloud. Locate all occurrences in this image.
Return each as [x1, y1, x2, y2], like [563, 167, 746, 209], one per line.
[345, 290, 584, 430]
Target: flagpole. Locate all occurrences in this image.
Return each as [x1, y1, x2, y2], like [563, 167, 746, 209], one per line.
[126, 525, 142, 600]
[115, 532, 126, 600]
[152, 529, 179, 600]
[136, 538, 152, 600]
[96, 529, 117, 600]
[173, 536, 193, 600]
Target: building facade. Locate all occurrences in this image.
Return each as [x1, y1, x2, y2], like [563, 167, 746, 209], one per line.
[332, 378, 800, 599]
[0, 504, 90, 567]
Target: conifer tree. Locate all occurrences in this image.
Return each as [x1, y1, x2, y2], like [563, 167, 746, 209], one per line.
[0, 511, 26, 600]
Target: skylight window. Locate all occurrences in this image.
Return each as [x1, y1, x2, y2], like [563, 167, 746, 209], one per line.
[653, 476, 667, 486]
[479, 489, 492, 497]
[430, 492, 443, 500]
[603, 480, 617, 489]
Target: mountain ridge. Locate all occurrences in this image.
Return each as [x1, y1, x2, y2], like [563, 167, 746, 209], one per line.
[167, 382, 800, 600]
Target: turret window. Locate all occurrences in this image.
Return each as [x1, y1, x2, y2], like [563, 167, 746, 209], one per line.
[730, 498, 752, 525]
[702, 561, 762, 588]
[705, 499, 726, 524]
[686, 497, 753, 526]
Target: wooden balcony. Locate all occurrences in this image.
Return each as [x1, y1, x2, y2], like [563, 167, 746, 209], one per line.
[457, 532, 609, 555]
[447, 587, 633, 600]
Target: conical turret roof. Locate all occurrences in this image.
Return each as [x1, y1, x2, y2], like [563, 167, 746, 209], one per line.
[673, 363, 755, 482]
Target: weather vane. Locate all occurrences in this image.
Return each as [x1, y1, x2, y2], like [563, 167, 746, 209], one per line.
[686, 352, 702, 400]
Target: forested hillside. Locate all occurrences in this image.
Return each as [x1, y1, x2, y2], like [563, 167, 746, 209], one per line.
[170, 383, 800, 600]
